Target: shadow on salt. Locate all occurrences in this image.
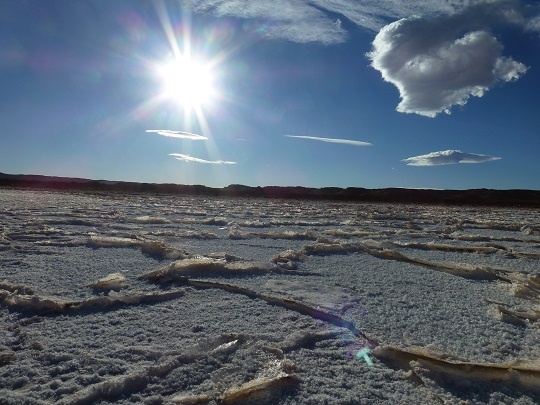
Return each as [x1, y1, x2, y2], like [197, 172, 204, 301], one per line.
[262, 279, 363, 314]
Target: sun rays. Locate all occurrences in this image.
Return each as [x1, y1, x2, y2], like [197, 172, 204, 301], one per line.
[151, 1, 220, 136]
[140, 1, 236, 181]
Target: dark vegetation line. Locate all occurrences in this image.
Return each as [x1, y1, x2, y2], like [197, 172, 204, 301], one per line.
[1, 172, 539, 207]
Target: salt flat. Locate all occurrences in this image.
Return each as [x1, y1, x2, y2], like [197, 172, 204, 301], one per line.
[1, 188, 539, 404]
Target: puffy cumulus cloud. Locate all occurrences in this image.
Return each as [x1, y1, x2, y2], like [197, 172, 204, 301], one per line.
[367, 4, 528, 117]
[146, 130, 208, 140]
[285, 135, 372, 146]
[169, 153, 237, 165]
[402, 150, 501, 166]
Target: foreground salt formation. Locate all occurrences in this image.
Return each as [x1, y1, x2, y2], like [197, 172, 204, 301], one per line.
[1, 188, 539, 404]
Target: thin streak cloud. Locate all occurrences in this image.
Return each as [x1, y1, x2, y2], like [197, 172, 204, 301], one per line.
[146, 130, 208, 140]
[169, 153, 237, 165]
[285, 135, 372, 146]
[402, 150, 502, 166]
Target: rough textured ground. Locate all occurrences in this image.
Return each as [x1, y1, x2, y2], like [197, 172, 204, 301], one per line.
[1, 188, 539, 404]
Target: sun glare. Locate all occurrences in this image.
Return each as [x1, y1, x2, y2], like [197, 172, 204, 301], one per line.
[158, 56, 215, 110]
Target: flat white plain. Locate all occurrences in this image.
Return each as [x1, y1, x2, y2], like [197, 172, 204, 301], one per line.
[0, 188, 539, 404]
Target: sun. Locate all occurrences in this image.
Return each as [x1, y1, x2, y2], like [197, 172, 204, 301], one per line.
[158, 56, 215, 110]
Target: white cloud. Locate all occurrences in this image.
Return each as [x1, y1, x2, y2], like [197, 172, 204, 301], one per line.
[183, 1, 539, 46]
[308, 0, 469, 31]
[367, 4, 528, 117]
[285, 135, 372, 146]
[187, 0, 346, 44]
[402, 150, 501, 166]
[169, 153, 237, 164]
[526, 14, 540, 32]
[184, 0, 496, 43]
[146, 130, 208, 140]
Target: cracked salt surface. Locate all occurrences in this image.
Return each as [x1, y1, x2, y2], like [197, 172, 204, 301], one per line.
[1, 188, 540, 404]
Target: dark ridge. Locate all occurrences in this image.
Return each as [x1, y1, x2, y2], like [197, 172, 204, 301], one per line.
[0, 172, 539, 207]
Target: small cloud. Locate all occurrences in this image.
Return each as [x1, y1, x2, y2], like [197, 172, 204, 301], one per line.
[186, 0, 484, 42]
[169, 153, 237, 165]
[146, 130, 208, 140]
[189, 0, 346, 44]
[402, 150, 501, 166]
[285, 135, 372, 146]
[367, 4, 528, 117]
[526, 14, 540, 32]
[185, 1, 537, 46]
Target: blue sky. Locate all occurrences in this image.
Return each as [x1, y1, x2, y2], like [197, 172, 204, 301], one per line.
[1, 0, 539, 190]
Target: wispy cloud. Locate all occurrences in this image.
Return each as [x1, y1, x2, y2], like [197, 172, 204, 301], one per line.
[169, 153, 237, 165]
[186, 0, 347, 44]
[367, 3, 528, 117]
[285, 135, 372, 146]
[184, 1, 540, 43]
[526, 14, 540, 32]
[182, 0, 538, 44]
[402, 150, 501, 166]
[146, 130, 208, 140]
[185, 1, 494, 41]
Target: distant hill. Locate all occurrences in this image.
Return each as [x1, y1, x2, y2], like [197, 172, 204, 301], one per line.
[0, 172, 539, 207]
